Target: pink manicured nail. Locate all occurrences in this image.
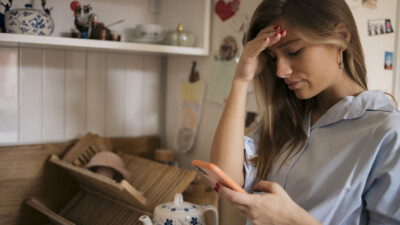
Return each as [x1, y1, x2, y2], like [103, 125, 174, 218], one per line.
[264, 37, 269, 41]
[275, 32, 279, 37]
[273, 25, 280, 30]
[280, 30, 286, 35]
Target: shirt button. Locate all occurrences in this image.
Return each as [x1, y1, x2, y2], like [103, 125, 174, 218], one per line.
[285, 159, 292, 166]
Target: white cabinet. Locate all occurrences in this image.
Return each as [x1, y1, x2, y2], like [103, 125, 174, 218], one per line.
[0, 0, 211, 56]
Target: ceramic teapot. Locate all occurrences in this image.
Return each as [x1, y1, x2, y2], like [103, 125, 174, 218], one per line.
[5, 1, 54, 36]
[139, 193, 218, 225]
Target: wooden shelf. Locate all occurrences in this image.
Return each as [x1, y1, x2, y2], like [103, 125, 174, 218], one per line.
[0, 33, 209, 56]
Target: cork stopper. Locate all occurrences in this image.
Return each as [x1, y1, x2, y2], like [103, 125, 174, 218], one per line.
[155, 149, 175, 163]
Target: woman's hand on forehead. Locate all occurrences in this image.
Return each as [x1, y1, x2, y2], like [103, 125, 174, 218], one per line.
[234, 24, 286, 82]
[256, 25, 287, 47]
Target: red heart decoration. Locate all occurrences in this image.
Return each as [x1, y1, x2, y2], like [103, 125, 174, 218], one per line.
[215, 0, 236, 21]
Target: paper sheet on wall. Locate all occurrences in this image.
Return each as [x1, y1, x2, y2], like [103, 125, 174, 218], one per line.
[206, 59, 237, 104]
[176, 78, 206, 153]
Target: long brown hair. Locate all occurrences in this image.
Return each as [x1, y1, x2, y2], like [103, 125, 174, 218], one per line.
[246, 0, 367, 183]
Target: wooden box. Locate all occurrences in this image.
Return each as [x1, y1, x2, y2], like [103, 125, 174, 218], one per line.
[28, 153, 197, 225]
[26, 134, 198, 225]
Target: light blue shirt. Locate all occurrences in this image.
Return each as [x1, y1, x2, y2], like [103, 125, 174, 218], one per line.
[243, 90, 400, 225]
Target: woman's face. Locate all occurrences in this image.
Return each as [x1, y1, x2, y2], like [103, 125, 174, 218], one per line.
[266, 19, 345, 100]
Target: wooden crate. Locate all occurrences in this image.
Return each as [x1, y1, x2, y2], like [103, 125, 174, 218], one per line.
[0, 134, 161, 225]
[22, 133, 197, 224]
[28, 153, 197, 224]
[27, 190, 147, 225]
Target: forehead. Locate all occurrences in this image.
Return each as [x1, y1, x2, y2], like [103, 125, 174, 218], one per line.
[268, 17, 302, 51]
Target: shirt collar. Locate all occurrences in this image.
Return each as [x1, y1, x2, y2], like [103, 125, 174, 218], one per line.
[310, 90, 396, 129]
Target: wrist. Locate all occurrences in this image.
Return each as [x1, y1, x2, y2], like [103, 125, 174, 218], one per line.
[232, 76, 252, 89]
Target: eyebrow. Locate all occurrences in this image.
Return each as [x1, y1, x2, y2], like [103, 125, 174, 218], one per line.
[276, 38, 302, 49]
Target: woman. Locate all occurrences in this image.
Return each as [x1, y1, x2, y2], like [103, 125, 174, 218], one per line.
[210, 0, 400, 224]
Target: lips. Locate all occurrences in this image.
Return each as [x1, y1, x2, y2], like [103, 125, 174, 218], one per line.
[285, 80, 303, 90]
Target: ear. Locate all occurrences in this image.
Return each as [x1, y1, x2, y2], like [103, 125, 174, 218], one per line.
[335, 23, 351, 44]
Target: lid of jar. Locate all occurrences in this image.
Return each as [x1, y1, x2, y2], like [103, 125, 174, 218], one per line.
[156, 193, 199, 213]
[177, 24, 184, 32]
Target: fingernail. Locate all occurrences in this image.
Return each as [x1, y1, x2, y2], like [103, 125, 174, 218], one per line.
[264, 37, 269, 41]
[280, 30, 286, 35]
[275, 32, 279, 37]
[216, 183, 220, 188]
[273, 25, 280, 30]
[213, 186, 219, 192]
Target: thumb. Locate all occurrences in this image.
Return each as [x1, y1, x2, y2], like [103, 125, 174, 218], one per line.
[252, 181, 283, 193]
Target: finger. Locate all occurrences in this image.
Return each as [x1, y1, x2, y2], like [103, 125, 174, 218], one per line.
[253, 29, 286, 47]
[242, 36, 271, 59]
[242, 28, 285, 61]
[253, 29, 279, 43]
[257, 24, 281, 36]
[218, 186, 252, 218]
[218, 184, 255, 207]
[249, 30, 285, 56]
[266, 29, 286, 47]
[250, 25, 281, 44]
[252, 181, 283, 194]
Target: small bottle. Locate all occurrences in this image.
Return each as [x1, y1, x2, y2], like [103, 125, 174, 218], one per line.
[155, 149, 176, 167]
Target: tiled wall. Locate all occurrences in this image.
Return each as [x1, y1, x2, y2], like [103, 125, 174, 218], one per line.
[0, 47, 162, 145]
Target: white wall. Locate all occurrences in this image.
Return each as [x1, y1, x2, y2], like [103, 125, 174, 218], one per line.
[351, 0, 398, 93]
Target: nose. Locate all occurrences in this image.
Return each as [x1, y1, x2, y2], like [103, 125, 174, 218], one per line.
[275, 58, 293, 79]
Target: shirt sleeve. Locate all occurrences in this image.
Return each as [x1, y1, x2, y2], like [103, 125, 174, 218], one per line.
[243, 136, 257, 193]
[364, 129, 400, 224]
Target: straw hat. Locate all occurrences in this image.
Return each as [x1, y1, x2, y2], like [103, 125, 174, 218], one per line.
[84, 151, 131, 181]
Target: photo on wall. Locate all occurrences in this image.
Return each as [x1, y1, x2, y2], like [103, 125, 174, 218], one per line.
[385, 19, 394, 33]
[384, 51, 393, 70]
[368, 19, 394, 36]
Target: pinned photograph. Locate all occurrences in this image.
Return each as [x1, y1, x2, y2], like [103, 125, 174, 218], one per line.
[369, 19, 394, 36]
[385, 19, 394, 33]
[368, 19, 385, 36]
[384, 51, 393, 70]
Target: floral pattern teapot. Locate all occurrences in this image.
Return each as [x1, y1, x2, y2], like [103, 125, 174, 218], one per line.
[139, 193, 218, 225]
[4, 0, 54, 36]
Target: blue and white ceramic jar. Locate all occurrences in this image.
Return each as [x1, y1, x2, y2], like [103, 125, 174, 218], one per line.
[5, 4, 54, 36]
[139, 193, 218, 225]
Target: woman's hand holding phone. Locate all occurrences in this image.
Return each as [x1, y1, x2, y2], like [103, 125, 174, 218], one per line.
[192, 160, 247, 193]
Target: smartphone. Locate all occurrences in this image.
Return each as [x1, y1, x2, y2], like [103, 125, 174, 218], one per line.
[192, 160, 247, 193]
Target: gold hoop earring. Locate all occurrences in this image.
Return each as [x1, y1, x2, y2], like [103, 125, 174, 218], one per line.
[338, 50, 344, 69]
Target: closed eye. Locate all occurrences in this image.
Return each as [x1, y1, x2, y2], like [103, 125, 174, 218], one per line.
[288, 48, 303, 57]
[268, 48, 303, 62]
